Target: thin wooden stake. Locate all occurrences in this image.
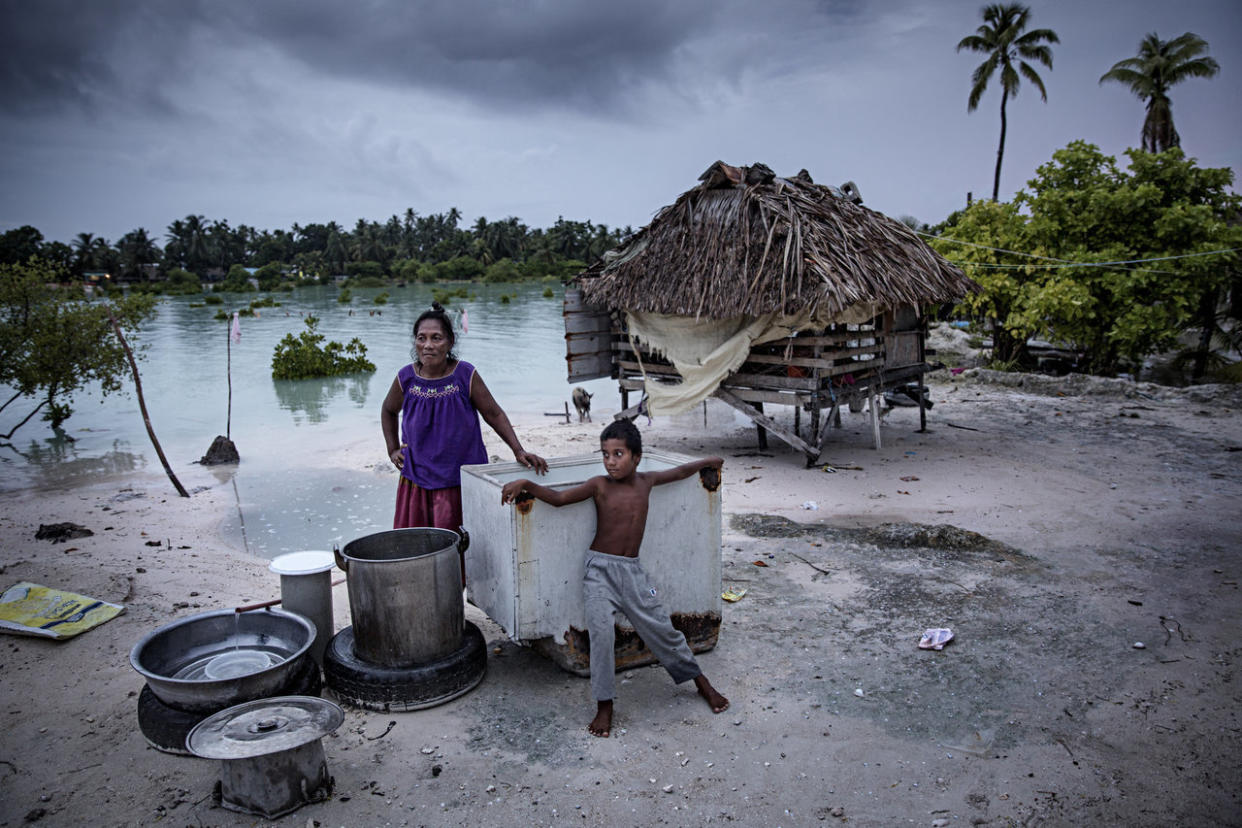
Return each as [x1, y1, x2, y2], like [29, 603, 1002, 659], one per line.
[226, 314, 233, 439]
[106, 307, 189, 498]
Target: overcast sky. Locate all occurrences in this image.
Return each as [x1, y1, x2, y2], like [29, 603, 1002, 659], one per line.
[2, 0, 1239, 246]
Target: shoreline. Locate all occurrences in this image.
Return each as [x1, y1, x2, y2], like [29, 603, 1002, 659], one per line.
[1, 371, 1239, 826]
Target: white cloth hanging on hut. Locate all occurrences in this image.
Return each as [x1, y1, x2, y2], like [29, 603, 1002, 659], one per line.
[627, 302, 877, 416]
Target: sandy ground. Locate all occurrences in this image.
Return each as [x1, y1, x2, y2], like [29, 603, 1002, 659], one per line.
[1, 368, 1240, 827]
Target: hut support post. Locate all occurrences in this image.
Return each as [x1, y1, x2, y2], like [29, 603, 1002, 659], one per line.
[794, 404, 801, 439]
[715, 389, 818, 464]
[869, 391, 882, 450]
[752, 401, 768, 450]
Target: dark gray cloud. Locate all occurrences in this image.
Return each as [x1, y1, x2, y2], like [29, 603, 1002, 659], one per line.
[1, 0, 1237, 244]
[4, 0, 856, 117]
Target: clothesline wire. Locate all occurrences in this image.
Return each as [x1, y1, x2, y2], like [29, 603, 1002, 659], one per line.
[916, 229, 1241, 271]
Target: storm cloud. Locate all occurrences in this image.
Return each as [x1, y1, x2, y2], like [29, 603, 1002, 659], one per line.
[1, 0, 1237, 244]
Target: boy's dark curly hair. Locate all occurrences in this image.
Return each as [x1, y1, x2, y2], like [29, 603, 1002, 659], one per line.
[600, 418, 642, 456]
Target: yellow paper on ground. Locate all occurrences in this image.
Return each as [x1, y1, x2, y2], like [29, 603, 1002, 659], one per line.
[0, 582, 126, 640]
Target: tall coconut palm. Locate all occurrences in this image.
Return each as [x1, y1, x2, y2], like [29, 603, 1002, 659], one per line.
[957, 3, 1059, 201]
[1099, 32, 1219, 153]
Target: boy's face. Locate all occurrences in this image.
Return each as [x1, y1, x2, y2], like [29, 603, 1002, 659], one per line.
[600, 438, 640, 480]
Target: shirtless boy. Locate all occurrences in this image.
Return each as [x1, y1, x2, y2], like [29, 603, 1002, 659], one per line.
[500, 419, 729, 737]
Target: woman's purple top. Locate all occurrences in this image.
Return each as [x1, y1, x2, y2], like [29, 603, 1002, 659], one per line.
[397, 360, 488, 489]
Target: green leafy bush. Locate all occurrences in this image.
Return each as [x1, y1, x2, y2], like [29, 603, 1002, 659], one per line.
[374, 292, 389, 305]
[337, 288, 352, 304]
[271, 316, 376, 379]
[203, 294, 223, 305]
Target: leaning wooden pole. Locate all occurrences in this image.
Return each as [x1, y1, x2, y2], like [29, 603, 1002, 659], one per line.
[106, 307, 190, 498]
[226, 316, 233, 440]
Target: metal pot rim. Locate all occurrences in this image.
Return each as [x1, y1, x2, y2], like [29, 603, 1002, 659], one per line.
[129, 607, 315, 685]
[340, 527, 461, 564]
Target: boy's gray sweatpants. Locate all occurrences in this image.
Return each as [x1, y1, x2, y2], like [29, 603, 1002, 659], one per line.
[584, 550, 701, 701]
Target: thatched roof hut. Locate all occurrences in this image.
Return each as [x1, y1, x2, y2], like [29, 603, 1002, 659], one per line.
[578, 161, 975, 320]
[565, 161, 977, 461]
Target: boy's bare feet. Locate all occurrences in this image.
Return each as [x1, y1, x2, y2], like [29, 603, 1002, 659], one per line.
[589, 700, 613, 737]
[694, 674, 729, 713]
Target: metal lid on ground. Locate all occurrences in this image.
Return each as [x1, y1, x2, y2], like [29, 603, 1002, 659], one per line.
[187, 696, 343, 759]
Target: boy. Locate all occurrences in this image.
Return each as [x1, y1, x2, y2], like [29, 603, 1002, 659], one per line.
[500, 419, 729, 737]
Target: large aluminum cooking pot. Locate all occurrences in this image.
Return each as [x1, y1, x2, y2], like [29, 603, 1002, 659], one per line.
[334, 528, 468, 667]
[130, 608, 316, 713]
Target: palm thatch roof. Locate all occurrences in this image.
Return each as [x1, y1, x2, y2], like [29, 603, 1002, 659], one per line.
[578, 161, 976, 320]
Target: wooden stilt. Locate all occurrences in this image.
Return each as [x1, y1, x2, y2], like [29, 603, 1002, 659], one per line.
[869, 390, 882, 450]
[715, 389, 817, 461]
[753, 401, 768, 450]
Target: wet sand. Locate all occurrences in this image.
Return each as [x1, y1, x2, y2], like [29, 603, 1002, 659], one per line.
[1, 369, 1239, 826]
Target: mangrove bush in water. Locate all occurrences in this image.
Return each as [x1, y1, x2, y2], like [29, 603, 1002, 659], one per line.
[1, 257, 157, 437]
[270, 316, 375, 380]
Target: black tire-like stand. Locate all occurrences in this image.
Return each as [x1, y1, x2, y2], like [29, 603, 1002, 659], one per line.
[323, 621, 486, 712]
[136, 657, 322, 755]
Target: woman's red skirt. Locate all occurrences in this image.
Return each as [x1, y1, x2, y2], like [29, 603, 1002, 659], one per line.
[393, 477, 463, 531]
[394, 478, 466, 585]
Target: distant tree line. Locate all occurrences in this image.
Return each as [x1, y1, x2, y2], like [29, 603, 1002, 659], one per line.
[0, 209, 635, 289]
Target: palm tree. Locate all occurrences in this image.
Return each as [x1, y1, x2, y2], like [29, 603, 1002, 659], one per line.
[1099, 32, 1220, 153]
[957, 3, 1059, 201]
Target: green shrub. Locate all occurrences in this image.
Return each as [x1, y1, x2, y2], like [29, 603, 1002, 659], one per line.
[271, 316, 376, 379]
[255, 262, 284, 291]
[483, 258, 521, 283]
[435, 256, 483, 281]
[345, 261, 385, 281]
[337, 288, 352, 304]
[499, 294, 511, 304]
[542, 287, 554, 298]
[374, 292, 389, 305]
[203, 294, 223, 305]
[431, 289, 453, 306]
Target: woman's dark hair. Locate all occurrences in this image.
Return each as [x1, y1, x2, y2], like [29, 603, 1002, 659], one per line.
[411, 302, 457, 363]
[600, 419, 642, 457]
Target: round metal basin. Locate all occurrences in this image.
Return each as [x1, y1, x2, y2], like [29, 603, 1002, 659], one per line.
[336, 528, 465, 667]
[130, 608, 316, 713]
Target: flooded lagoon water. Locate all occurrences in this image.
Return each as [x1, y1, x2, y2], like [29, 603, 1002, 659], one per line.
[0, 282, 618, 556]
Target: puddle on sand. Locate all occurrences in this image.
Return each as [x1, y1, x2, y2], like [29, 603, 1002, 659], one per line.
[218, 466, 393, 560]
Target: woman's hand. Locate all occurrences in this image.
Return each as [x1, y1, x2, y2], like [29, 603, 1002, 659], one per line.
[389, 444, 407, 470]
[515, 449, 548, 475]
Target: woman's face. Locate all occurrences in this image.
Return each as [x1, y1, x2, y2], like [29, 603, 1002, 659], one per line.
[415, 319, 453, 369]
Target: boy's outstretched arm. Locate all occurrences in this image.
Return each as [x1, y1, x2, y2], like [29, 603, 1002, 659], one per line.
[646, 456, 723, 487]
[501, 477, 598, 507]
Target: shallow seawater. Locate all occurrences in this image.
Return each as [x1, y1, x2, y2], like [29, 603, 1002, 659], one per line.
[0, 282, 619, 558]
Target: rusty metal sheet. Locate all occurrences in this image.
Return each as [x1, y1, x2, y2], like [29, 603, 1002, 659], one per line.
[530, 612, 723, 677]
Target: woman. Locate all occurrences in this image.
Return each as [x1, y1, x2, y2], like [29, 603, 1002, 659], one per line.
[381, 303, 547, 561]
